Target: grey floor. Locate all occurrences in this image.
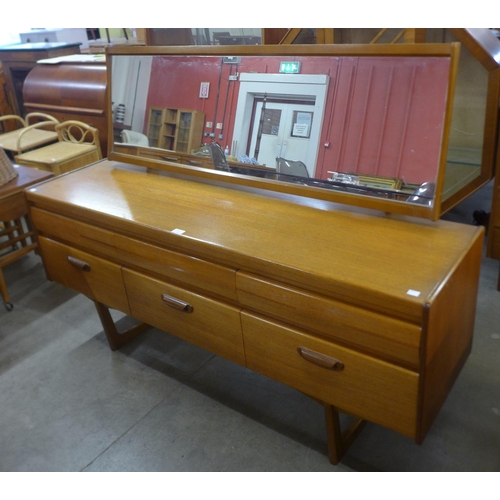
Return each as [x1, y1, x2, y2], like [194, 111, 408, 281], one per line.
[1, 184, 499, 473]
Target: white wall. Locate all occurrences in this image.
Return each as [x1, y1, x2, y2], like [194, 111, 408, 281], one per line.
[111, 55, 153, 134]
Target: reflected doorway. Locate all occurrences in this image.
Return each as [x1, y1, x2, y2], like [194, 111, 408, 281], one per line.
[232, 72, 329, 175]
[248, 99, 317, 173]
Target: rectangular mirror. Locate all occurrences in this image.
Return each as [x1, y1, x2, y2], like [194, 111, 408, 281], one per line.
[107, 44, 460, 220]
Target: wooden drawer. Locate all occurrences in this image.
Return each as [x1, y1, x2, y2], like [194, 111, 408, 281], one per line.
[39, 236, 131, 314]
[236, 272, 421, 369]
[31, 208, 117, 258]
[139, 149, 182, 163]
[241, 312, 419, 438]
[181, 156, 213, 168]
[114, 234, 238, 301]
[122, 268, 245, 365]
[31, 208, 238, 300]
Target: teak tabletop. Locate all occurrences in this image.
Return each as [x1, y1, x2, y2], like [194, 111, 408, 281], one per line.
[0, 165, 53, 201]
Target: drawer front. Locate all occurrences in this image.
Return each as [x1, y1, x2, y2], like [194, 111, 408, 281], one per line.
[31, 208, 117, 259]
[39, 236, 130, 314]
[122, 268, 245, 365]
[31, 208, 238, 301]
[114, 234, 238, 301]
[236, 272, 421, 368]
[242, 311, 419, 438]
[139, 149, 182, 163]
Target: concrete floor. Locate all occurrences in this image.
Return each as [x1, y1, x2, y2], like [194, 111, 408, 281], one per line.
[1, 184, 499, 472]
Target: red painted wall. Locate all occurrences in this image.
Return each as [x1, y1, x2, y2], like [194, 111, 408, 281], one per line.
[145, 55, 450, 184]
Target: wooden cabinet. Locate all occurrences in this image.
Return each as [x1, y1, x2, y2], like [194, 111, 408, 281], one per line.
[146, 107, 163, 147]
[146, 107, 204, 152]
[0, 42, 81, 117]
[26, 160, 484, 464]
[22, 61, 109, 152]
[19, 29, 88, 49]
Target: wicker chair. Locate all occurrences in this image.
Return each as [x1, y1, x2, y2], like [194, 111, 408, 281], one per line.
[0, 147, 17, 186]
[0, 113, 59, 154]
[14, 121, 102, 176]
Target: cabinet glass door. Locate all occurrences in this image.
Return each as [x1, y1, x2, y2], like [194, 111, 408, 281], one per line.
[176, 111, 192, 152]
[147, 108, 163, 147]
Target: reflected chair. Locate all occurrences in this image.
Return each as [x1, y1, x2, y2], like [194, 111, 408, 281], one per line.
[276, 157, 309, 177]
[0, 113, 59, 154]
[15, 121, 102, 176]
[207, 142, 231, 172]
[212, 31, 231, 44]
[407, 182, 435, 206]
[121, 129, 149, 147]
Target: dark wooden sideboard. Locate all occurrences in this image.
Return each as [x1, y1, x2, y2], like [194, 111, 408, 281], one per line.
[25, 159, 484, 463]
[0, 42, 81, 117]
[22, 60, 109, 151]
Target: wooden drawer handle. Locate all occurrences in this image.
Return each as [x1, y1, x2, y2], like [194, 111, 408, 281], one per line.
[67, 256, 91, 272]
[161, 293, 193, 313]
[297, 346, 344, 371]
[160, 156, 180, 162]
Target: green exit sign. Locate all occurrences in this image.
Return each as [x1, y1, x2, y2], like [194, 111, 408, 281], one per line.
[279, 61, 301, 74]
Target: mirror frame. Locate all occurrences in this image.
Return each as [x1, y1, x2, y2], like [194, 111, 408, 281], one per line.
[106, 43, 460, 220]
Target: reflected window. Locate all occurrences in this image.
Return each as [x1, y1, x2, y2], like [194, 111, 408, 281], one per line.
[261, 109, 282, 136]
[145, 28, 262, 46]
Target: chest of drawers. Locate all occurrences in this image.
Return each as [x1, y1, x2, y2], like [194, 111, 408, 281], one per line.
[26, 160, 484, 463]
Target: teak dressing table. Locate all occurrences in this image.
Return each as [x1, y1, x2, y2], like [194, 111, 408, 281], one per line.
[25, 44, 484, 465]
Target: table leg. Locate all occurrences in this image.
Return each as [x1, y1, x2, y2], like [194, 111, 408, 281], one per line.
[93, 300, 150, 351]
[323, 404, 366, 464]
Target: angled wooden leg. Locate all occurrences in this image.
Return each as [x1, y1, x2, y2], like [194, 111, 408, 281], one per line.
[0, 269, 13, 310]
[93, 301, 150, 351]
[323, 404, 366, 464]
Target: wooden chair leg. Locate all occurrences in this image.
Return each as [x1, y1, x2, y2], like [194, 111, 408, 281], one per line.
[0, 269, 13, 310]
[14, 218, 27, 247]
[93, 301, 150, 351]
[1, 221, 18, 251]
[323, 404, 366, 464]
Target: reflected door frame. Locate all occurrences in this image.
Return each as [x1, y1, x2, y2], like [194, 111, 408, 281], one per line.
[248, 99, 317, 173]
[232, 73, 329, 173]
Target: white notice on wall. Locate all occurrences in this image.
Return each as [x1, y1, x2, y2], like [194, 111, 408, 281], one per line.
[292, 112, 312, 137]
[293, 123, 309, 137]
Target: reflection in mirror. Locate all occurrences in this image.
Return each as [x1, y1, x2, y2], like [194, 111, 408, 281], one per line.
[426, 29, 488, 203]
[110, 48, 456, 215]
